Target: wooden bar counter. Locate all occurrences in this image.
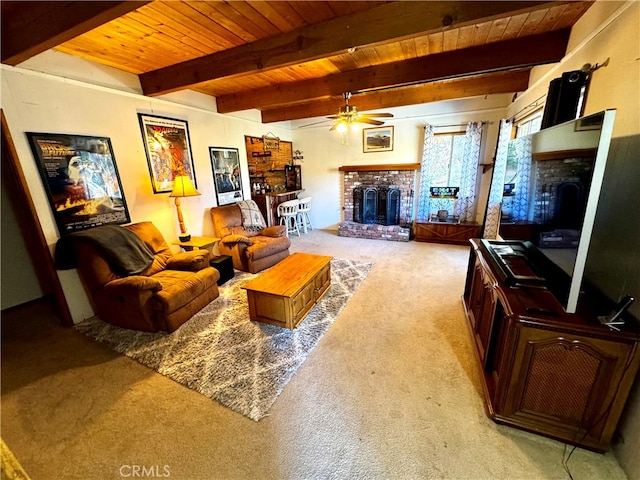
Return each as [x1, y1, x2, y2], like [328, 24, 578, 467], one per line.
[252, 189, 303, 227]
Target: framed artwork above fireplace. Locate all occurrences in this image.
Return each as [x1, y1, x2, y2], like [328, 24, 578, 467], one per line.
[363, 126, 394, 153]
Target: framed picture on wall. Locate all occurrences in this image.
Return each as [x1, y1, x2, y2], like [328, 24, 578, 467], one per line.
[210, 146, 243, 205]
[363, 126, 394, 153]
[138, 113, 196, 193]
[26, 132, 131, 234]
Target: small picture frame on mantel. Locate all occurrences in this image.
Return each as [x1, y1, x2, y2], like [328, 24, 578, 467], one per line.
[363, 126, 394, 153]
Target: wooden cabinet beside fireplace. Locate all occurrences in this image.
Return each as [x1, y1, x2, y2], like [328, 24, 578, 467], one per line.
[462, 239, 640, 452]
[414, 221, 481, 245]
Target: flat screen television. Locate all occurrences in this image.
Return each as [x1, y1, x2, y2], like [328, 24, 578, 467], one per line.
[498, 109, 616, 314]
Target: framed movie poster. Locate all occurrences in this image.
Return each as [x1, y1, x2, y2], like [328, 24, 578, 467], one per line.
[26, 132, 130, 234]
[209, 147, 243, 205]
[138, 114, 196, 193]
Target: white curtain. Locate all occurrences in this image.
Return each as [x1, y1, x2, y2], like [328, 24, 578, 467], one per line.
[416, 124, 435, 222]
[455, 122, 483, 223]
[482, 119, 512, 238]
[511, 136, 533, 221]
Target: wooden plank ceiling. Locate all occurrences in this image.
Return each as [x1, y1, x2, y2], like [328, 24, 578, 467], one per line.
[1, 1, 593, 123]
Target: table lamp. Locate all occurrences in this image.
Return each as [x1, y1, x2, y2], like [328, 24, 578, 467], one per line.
[170, 175, 200, 242]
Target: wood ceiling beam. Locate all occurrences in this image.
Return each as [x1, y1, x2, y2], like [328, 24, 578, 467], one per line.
[139, 1, 560, 96]
[261, 70, 531, 123]
[219, 29, 569, 114]
[1, 1, 150, 65]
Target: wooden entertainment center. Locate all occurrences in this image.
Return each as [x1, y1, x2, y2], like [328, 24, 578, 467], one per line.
[463, 239, 640, 452]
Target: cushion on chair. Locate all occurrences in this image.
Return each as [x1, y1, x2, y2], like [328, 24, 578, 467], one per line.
[261, 225, 286, 237]
[151, 268, 218, 314]
[245, 235, 291, 261]
[166, 250, 211, 271]
[222, 234, 254, 245]
[211, 204, 244, 238]
[124, 221, 175, 275]
[237, 200, 266, 232]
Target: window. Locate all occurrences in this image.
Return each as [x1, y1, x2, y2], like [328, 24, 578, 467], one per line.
[516, 112, 542, 138]
[429, 132, 466, 187]
[417, 122, 484, 224]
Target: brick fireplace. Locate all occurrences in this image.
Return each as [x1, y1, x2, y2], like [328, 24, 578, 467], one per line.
[337, 164, 420, 241]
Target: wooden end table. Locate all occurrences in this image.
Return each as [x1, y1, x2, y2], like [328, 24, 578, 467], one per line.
[172, 236, 220, 253]
[241, 253, 332, 329]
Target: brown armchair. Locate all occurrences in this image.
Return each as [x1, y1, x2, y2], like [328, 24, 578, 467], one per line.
[57, 221, 220, 333]
[210, 203, 291, 273]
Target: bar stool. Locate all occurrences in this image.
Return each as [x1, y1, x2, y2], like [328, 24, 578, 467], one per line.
[278, 199, 300, 237]
[297, 197, 313, 233]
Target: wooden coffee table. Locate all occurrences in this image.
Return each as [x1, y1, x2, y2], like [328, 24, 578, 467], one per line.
[241, 252, 333, 329]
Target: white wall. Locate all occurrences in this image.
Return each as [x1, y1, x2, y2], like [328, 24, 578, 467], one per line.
[1, 177, 44, 309]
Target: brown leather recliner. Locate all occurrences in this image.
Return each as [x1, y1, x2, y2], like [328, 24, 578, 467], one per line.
[210, 204, 291, 273]
[63, 221, 220, 332]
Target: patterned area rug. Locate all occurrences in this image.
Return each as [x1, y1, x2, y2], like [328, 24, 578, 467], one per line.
[76, 258, 373, 421]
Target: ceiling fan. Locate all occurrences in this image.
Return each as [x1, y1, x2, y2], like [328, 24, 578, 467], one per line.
[328, 92, 393, 133]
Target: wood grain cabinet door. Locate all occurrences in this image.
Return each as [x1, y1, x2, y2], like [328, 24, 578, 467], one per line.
[314, 263, 331, 299]
[502, 326, 635, 451]
[467, 262, 485, 330]
[290, 281, 316, 327]
[471, 260, 499, 363]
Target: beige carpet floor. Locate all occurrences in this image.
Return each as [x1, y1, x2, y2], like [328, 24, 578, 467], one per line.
[1, 230, 626, 479]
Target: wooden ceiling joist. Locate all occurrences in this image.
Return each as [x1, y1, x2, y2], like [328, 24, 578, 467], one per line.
[218, 29, 570, 114]
[0, 1, 150, 65]
[261, 69, 532, 123]
[139, 0, 559, 96]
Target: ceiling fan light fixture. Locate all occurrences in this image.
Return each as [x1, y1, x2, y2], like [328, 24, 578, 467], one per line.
[328, 92, 393, 145]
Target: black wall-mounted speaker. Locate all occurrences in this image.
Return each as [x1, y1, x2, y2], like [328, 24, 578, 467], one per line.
[541, 70, 588, 129]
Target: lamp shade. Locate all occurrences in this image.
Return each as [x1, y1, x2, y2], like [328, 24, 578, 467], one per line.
[170, 175, 200, 197]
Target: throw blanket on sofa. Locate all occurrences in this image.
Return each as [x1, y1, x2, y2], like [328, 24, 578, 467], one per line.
[55, 225, 155, 276]
[237, 200, 266, 232]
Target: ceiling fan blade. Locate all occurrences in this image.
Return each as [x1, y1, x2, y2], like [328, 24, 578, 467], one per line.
[298, 119, 334, 128]
[358, 118, 385, 126]
[359, 113, 394, 118]
[329, 122, 340, 131]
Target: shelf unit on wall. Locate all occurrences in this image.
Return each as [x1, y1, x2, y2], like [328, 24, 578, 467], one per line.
[245, 136, 296, 191]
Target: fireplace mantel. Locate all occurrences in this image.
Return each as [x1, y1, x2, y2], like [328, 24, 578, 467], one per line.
[339, 163, 420, 172]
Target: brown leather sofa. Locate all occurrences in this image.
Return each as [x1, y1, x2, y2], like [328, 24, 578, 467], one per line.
[57, 221, 220, 332]
[210, 204, 291, 273]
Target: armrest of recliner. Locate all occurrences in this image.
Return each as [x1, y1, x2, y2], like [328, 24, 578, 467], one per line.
[221, 234, 253, 246]
[166, 250, 210, 271]
[102, 275, 163, 293]
[260, 225, 287, 237]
